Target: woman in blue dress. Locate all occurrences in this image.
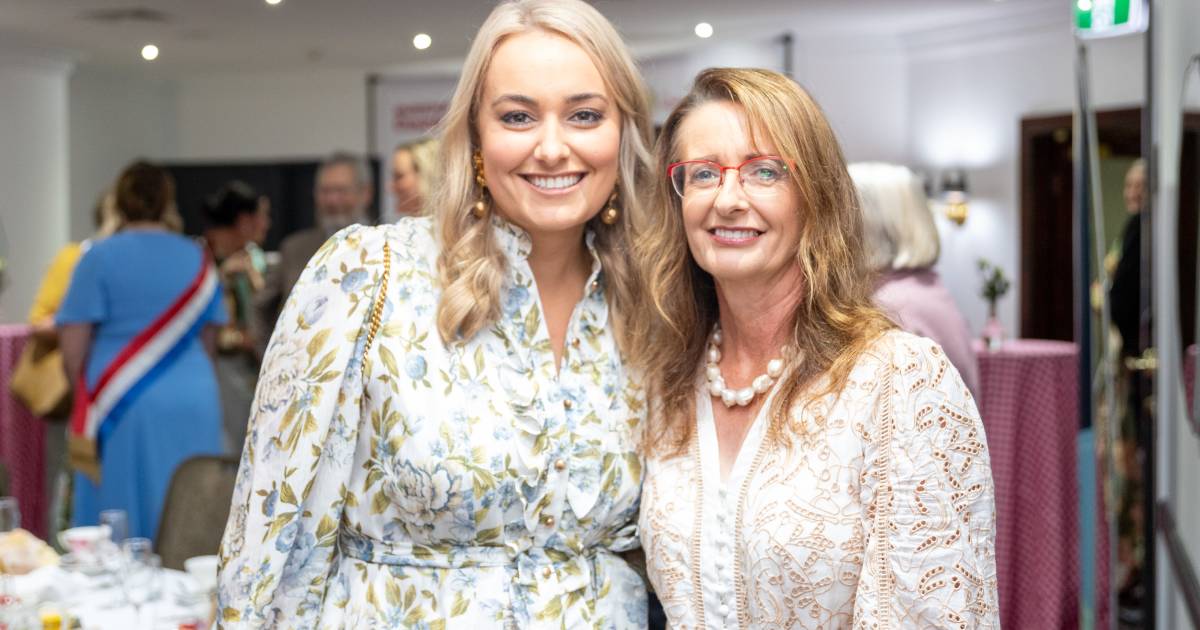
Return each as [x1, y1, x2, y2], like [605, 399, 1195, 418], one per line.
[57, 161, 226, 541]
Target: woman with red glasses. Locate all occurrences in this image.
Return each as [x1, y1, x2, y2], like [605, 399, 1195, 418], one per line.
[632, 67, 1000, 628]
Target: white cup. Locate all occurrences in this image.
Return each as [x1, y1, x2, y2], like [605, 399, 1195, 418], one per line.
[183, 555, 219, 593]
[56, 525, 111, 560]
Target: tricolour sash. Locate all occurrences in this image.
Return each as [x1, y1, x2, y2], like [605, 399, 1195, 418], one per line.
[68, 252, 218, 482]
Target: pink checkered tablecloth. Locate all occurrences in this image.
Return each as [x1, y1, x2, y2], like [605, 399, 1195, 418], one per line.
[0, 324, 47, 539]
[973, 339, 1108, 629]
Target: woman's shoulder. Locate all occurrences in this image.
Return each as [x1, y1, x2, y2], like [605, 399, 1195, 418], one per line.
[836, 329, 923, 379]
[320, 218, 438, 265]
[857, 329, 948, 371]
[82, 230, 195, 264]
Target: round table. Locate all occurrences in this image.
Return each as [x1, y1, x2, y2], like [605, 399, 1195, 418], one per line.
[0, 324, 48, 539]
[9, 563, 211, 629]
[973, 339, 1108, 630]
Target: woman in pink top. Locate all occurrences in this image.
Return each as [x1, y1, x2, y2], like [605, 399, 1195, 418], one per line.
[849, 162, 980, 395]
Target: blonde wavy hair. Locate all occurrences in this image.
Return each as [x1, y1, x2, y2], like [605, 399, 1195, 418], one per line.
[632, 68, 894, 456]
[432, 0, 653, 348]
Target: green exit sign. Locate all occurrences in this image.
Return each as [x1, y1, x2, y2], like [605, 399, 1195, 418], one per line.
[1074, 0, 1148, 39]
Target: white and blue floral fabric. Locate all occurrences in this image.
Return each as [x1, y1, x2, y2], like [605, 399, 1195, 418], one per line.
[218, 216, 648, 629]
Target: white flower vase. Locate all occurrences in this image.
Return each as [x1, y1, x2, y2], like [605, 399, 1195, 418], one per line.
[982, 301, 1005, 351]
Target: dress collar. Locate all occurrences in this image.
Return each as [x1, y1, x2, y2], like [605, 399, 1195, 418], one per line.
[489, 215, 605, 302]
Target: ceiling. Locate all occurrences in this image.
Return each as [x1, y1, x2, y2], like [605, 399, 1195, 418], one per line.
[0, 0, 1059, 74]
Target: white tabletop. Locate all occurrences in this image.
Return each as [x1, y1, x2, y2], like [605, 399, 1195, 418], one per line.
[10, 565, 212, 629]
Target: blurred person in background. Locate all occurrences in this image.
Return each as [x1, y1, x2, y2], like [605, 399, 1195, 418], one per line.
[850, 161, 979, 396]
[1107, 157, 1149, 619]
[201, 181, 265, 454]
[257, 152, 373, 342]
[390, 140, 425, 218]
[25, 190, 122, 539]
[57, 160, 226, 541]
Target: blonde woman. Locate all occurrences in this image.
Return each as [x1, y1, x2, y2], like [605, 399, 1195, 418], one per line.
[849, 162, 979, 395]
[217, 0, 653, 627]
[634, 68, 999, 628]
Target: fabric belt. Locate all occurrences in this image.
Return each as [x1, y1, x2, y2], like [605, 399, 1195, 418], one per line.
[337, 529, 598, 590]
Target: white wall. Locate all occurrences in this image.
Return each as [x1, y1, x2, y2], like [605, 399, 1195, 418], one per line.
[796, 36, 909, 164]
[640, 38, 785, 124]
[68, 66, 179, 241]
[0, 46, 72, 322]
[906, 15, 1145, 334]
[174, 68, 369, 161]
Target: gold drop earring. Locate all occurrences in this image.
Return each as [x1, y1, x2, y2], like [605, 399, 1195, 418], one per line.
[472, 151, 489, 219]
[600, 189, 620, 225]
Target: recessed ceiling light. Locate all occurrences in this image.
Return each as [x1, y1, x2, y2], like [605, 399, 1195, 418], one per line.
[695, 22, 714, 39]
[265, 0, 283, 6]
[413, 33, 432, 50]
[141, 44, 159, 61]
[1077, 0, 1092, 9]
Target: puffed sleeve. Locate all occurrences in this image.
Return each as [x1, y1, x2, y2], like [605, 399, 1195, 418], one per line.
[217, 225, 388, 628]
[854, 333, 1000, 628]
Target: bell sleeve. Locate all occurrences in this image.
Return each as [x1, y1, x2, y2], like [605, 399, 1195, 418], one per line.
[854, 334, 1001, 628]
[217, 225, 389, 628]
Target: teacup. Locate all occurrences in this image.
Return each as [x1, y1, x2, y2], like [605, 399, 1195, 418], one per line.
[57, 525, 111, 559]
[184, 555, 219, 593]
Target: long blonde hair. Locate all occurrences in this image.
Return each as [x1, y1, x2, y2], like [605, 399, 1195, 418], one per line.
[632, 68, 894, 455]
[432, 0, 653, 349]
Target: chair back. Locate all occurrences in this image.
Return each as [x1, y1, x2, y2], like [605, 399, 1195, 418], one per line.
[156, 455, 239, 570]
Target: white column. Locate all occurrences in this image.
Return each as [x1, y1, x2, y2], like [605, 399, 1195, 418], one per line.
[0, 44, 73, 323]
[1153, 0, 1200, 626]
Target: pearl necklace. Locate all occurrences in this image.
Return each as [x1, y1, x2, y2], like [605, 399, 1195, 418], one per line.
[705, 324, 787, 408]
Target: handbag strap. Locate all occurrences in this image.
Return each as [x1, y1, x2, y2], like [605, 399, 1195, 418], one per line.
[362, 240, 391, 381]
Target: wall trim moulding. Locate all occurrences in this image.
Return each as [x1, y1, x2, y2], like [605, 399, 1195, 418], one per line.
[903, 4, 1068, 61]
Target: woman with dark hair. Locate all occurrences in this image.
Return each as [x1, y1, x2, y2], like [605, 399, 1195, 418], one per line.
[57, 160, 226, 540]
[634, 69, 998, 627]
[202, 180, 265, 453]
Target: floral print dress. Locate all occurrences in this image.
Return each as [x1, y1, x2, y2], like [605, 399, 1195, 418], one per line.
[218, 217, 648, 629]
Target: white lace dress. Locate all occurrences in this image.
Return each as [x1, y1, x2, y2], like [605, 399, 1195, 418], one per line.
[640, 331, 999, 629]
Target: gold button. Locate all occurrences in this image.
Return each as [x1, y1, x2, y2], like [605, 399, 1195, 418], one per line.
[554, 459, 566, 471]
[563, 399, 573, 410]
[542, 566, 553, 579]
[543, 515, 556, 527]
[571, 338, 580, 348]
[590, 280, 600, 292]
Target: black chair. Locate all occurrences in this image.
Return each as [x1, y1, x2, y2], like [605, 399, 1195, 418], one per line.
[156, 455, 239, 570]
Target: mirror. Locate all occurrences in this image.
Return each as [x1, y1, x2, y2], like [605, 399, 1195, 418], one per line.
[1179, 55, 1200, 432]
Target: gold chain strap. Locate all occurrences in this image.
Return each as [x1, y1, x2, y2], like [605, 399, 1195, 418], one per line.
[362, 240, 391, 381]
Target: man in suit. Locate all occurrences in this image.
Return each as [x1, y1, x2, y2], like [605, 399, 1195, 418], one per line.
[258, 152, 373, 344]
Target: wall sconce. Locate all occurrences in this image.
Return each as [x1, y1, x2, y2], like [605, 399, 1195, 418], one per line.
[941, 169, 969, 226]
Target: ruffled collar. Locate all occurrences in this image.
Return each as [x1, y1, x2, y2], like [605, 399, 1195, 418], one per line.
[489, 214, 606, 309]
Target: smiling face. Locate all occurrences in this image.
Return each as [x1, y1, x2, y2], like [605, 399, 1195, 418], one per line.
[676, 100, 803, 287]
[476, 29, 621, 241]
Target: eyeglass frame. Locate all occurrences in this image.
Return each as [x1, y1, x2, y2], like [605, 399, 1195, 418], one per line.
[666, 155, 794, 198]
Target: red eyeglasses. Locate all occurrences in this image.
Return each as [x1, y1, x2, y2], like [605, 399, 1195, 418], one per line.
[666, 156, 791, 198]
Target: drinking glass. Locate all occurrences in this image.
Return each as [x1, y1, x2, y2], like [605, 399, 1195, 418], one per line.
[121, 537, 152, 563]
[0, 497, 20, 532]
[99, 509, 128, 544]
[0, 498, 18, 606]
[121, 553, 160, 628]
